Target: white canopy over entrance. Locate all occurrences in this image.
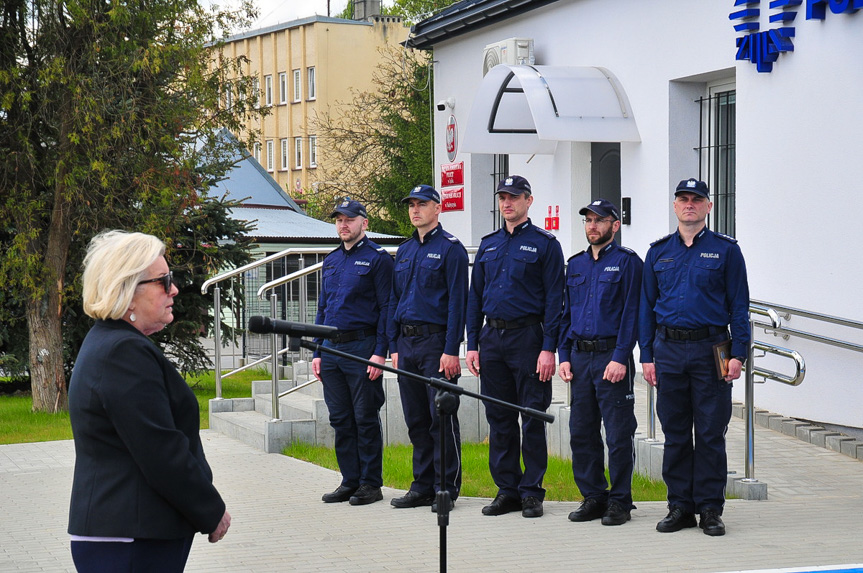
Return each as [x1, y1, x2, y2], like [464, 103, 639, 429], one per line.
[461, 65, 641, 155]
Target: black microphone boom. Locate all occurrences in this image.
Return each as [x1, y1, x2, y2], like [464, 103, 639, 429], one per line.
[247, 316, 340, 339]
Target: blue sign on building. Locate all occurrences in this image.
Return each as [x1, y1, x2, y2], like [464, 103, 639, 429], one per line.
[731, 0, 860, 73]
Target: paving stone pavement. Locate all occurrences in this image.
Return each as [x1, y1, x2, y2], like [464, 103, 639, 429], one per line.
[2, 382, 863, 573]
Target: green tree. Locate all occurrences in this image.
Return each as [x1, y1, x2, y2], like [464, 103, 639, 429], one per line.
[337, 0, 455, 24]
[311, 44, 433, 236]
[0, 0, 262, 412]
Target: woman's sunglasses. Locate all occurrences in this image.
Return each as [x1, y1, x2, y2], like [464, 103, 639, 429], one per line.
[138, 271, 174, 294]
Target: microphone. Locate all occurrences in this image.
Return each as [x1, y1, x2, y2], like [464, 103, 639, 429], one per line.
[247, 316, 340, 339]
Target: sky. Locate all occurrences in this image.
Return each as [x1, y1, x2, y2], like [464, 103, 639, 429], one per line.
[250, 0, 352, 28]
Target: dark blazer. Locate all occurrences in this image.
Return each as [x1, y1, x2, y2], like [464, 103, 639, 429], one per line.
[68, 319, 225, 539]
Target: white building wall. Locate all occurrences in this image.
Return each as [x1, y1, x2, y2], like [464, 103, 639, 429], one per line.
[429, 0, 863, 429]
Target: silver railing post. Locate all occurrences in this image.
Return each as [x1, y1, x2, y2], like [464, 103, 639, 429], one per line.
[297, 256, 308, 366]
[213, 285, 223, 399]
[744, 314, 757, 481]
[270, 293, 281, 421]
[647, 384, 657, 440]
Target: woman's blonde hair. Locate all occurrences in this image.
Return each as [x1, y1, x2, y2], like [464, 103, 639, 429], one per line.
[81, 230, 167, 320]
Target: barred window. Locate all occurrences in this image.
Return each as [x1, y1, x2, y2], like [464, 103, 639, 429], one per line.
[697, 87, 736, 237]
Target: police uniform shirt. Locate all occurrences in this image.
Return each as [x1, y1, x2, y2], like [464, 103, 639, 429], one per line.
[639, 227, 751, 362]
[315, 237, 394, 357]
[388, 224, 469, 356]
[466, 218, 565, 352]
[559, 242, 643, 365]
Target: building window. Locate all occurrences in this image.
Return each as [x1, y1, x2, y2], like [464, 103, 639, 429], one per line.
[697, 86, 736, 237]
[491, 155, 509, 231]
[252, 76, 260, 109]
[294, 137, 302, 169]
[280, 138, 289, 170]
[293, 69, 301, 102]
[223, 82, 233, 109]
[307, 66, 316, 100]
[279, 72, 287, 104]
[264, 75, 273, 107]
[253, 142, 261, 163]
[266, 140, 274, 172]
[309, 136, 317, 168]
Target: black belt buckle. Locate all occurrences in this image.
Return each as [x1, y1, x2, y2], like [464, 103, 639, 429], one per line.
[488, 315, 541, 330]
[576, 337, 616, 352]
[662, 326, 719, 342]
[402, 324, 421, 337]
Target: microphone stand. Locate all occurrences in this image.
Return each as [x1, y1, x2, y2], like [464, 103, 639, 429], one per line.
[297, 338, 554, 573]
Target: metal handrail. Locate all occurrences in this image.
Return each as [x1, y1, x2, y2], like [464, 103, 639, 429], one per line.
[749, 342, 805, 386]
[257, 262, 324, 300]
[203, 246, 342, 401]
[645, 299, 863, 484]
[201, 247, 342, 295]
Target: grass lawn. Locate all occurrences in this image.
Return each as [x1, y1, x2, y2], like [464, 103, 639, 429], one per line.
[285, 441, 668, 502]
[0, 370, 668, 502]
[0, 368, 270, 445]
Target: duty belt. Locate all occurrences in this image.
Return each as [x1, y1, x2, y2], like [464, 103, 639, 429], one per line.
[487, 315, 542, 330]
[576, 336, 618, 352]
[330, 328, 377, 344]
[401, 323, 447, 337]
[658, 325, 727, 342]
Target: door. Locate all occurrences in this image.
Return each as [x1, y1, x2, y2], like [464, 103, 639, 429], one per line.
[591, 143, 622, 245]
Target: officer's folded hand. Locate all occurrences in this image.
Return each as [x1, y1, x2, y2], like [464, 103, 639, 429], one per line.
[367, 355, 386, 380]
[603, 360, 627, 384]
[536, 350, 556, 382]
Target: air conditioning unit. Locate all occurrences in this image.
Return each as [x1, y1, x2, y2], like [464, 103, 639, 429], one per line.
[482, 38, 535, 76]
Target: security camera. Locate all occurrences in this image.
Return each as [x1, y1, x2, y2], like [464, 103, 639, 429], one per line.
[436, 97, 455, 112]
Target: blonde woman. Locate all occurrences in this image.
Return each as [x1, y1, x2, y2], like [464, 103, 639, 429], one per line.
[68, 230, 230, 572]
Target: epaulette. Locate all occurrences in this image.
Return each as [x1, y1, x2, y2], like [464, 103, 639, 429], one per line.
[481, 229, 499, 240]
[442, 230, 462, 244]
[618, 245, 638, 255]
[397, 237, 412, 246]
[375, 245, 389, 253]
[650, 233, 674, 246]
[567, 250, 587, 262]
[534, 227, 556, 240]
[715, 232, 738, 244]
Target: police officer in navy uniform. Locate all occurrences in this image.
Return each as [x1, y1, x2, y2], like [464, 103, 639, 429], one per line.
[313, 199, 394, 506]
[559, 199, 643, 526]
[466, 175, 565, 519]
[388, 185, 469, 512]
[639, 179, 750, 536]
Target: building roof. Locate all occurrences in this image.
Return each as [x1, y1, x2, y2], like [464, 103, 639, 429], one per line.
[223, 15, 402, 44]
[208, 130, 403, 245]
[229, 205, 403, 245]
[406, 0, 558, 49]
[209, 147, 304, 212]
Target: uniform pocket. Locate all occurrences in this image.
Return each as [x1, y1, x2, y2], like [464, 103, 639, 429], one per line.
[693, 258, 721, 288]
[567, 274, 587, 304]
[419, 256, 444, 288]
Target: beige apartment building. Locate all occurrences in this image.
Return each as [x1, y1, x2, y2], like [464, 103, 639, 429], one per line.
[216, 13, 410, 200]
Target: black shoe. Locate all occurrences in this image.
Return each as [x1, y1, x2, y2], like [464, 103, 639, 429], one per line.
[349, 484, 383, 506]
[431, 498, 455, 513]
[601, 501, 631, 526]
[521, 496, 543, 518]
[568, 497, 607, 522]
[482, 494, 522, 516]
[391, 490, 434, 508]
[699, 509, 726, 536]
[322, 485, 357, 503]
[656, 506, 697, 532]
